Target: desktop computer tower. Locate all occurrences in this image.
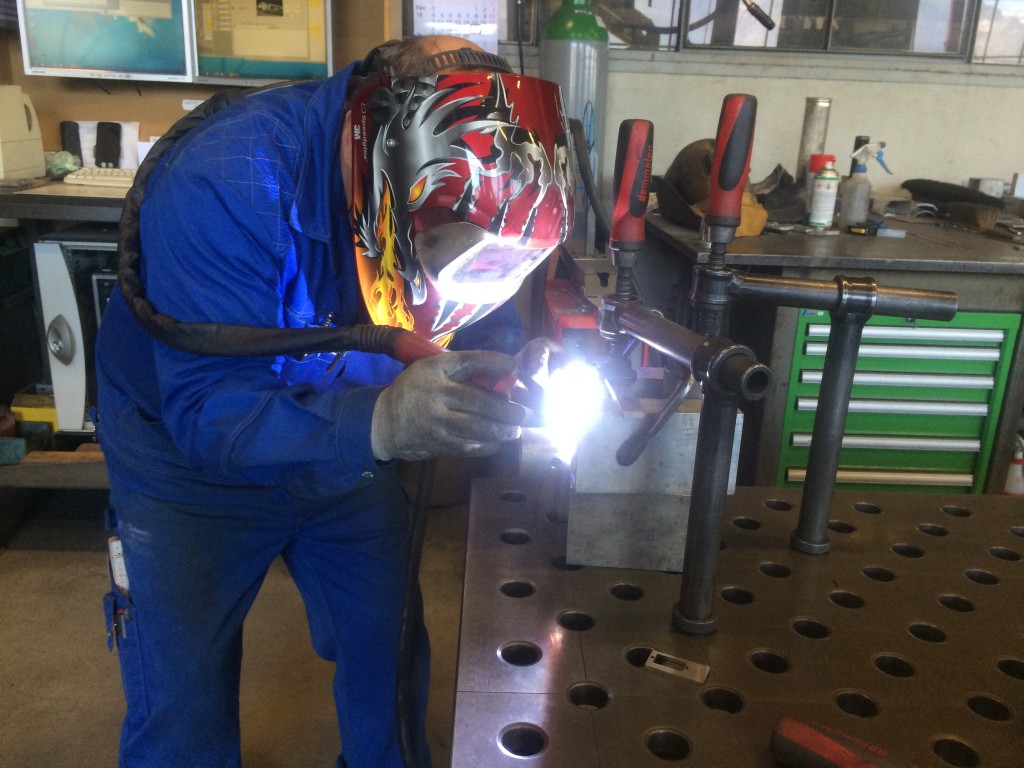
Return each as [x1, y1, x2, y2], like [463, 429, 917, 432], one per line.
[32, 228, 118, 433]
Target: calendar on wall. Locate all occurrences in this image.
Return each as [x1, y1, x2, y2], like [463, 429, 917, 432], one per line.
[412, 0, 499, 53]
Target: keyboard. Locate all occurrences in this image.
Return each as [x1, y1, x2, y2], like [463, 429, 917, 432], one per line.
[63, 166, 136, 189]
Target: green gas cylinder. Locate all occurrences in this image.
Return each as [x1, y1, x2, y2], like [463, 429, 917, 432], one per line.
[540, 0, 608, 249]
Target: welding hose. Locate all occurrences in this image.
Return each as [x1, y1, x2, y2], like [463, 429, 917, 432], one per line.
[396, 457, 436, 768]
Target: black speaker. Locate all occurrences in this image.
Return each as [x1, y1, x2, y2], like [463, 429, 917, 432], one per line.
[60, 121, 83, 164]
[94, 122, 122, 168]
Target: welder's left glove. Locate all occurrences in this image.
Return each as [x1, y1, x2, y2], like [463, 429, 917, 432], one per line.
[371, 350, 527, 462]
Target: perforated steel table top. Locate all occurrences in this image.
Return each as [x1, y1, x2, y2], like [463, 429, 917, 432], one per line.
[452, 481, 1023, 768]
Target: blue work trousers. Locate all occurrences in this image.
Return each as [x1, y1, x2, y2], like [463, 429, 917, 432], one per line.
[103, 470, 431, 768]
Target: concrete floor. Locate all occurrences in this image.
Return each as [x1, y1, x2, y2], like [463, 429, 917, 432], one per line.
[0, 471, 471, 768]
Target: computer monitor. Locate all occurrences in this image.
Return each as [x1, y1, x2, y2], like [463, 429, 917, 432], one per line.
[191, 0, 330, 85]
[17, 0, 193, 82]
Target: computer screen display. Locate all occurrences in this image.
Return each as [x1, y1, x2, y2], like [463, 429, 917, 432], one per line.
[18, 0, 193, 82]
[192, 0, 329, 84]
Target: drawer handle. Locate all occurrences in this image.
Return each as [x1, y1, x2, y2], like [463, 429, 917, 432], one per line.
[800, 370, 994, 389]
[787, 468, 974, 486]
[791, 433, 981, 452]
[807, 324, 1004, 343]
[797, 398, 989, 416]
[804, 343, 1001, 361]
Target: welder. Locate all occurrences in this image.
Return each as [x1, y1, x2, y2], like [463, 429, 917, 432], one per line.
[94, 34, 573, 768]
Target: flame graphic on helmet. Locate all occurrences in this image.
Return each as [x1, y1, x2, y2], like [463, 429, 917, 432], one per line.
[358, 176, 416, 331]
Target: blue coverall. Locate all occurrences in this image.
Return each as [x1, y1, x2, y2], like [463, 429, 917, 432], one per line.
[94, 60, 430, 768]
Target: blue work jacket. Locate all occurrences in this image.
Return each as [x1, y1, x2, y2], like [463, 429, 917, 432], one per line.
[95, 62, 405, 503]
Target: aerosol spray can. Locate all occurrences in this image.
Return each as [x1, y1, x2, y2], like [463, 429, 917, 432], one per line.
[808, 160, 839, 229]
[541, 0, 608, 253]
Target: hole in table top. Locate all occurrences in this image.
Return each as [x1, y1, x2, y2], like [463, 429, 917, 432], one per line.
[499, 579, 535, 598]
[835, 690, 878, 718]
[792, 618, 831, 639]
[942, 504, 971, 518]
[568, 682, 610, 710]
[830, 590, 865, 609]
[918, 523, 948, 536]
[499, 529, 530, 545]
[702, 687, 744, 713]
[557, 610, 594, 631]
[733, 516, 761, 530]
[909, 623, 946, 643]
[1011, 525, 1024, 538]
[892, 543, 924, 558]
[644, 728, 691, 761]
[750, 650, 790, 674]
[764, 498, 792, 511]
[498, 723, 547, 758]
[932, 737, 979, 767]
[624, 646, 653, 668]
[610, 582, 644, 601]
[989, 546, 1021, 562]
[499, 490, 527, 503]
[499, 641, 542, 667]
[854, 502, 882, 515]
[939, 594, 974, 613]
[863, 565, 896, 582]
[965, 569, 999, 586]
[967, 694, 1011, 721]
[759, 562, 791, 578]
[874, 654, 915, 678]
[828, 520, 855, 534]
[721, 586, 754, 605]
[997, 657, 1024, 680]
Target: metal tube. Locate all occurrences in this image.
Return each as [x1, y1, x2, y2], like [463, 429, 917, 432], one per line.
[673, 389, 740, 634]
[791, 312, 865, 554]
[612, 302, 771, 400]
[730, 273, 957, 321]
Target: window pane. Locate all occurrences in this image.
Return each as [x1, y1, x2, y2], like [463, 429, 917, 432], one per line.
[832, 0, 969, 53]
[685, 0, 968, 54]
[974, 0, 1024, 63]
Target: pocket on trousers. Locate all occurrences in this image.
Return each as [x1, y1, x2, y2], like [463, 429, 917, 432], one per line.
[103, 588, 149, 713]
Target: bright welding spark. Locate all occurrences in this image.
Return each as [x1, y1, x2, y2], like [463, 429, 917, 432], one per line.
[541, 359, 605, 463]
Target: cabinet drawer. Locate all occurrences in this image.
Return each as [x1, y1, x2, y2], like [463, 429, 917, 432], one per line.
[778, 310, 1021, 493]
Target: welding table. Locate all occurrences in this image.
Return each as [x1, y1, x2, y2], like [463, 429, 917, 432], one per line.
[452, 478, 1023, 767]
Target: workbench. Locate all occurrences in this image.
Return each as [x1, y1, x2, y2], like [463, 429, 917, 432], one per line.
[453, 477, 1023, 767]
[637, 213, 1024, 494]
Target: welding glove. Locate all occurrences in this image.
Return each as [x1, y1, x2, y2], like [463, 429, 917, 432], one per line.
[371, 350, 527, 462]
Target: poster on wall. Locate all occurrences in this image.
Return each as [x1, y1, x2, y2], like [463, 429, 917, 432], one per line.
[412, 0, 498, 54]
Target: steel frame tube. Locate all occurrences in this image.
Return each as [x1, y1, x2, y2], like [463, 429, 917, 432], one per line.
[672, 389, 740, 634]
[790, 312, 866, 554]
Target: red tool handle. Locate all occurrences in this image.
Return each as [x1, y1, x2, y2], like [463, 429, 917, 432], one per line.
[771, 716, 916, 768]
[609, 119, 654, 252]
[705, 93, 757, 232]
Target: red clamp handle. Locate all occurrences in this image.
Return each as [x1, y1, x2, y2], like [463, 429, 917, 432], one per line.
[609, 119, 654, 252]
[705, 94, 757, 233]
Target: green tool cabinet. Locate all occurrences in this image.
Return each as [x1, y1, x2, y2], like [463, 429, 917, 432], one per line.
[777, 310, 1021, 493]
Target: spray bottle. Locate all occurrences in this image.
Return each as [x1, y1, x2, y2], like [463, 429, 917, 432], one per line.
[808, 159, 840, 229]
[540, 0, 608, 252]
[838, 142, 892, 229]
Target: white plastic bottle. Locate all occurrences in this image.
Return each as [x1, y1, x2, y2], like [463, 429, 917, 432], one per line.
[838, 162, 872, 229]
[808, 160, 839, 228]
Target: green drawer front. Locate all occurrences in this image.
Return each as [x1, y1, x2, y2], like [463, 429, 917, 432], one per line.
[777, 310, 1021, 493]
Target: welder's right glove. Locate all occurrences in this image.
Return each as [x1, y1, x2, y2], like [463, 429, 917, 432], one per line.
[370, 350, 527, 462]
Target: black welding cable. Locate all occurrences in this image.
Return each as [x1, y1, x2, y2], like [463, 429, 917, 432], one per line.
[396, 458, 436, 768]
[568, 117, 611, 250]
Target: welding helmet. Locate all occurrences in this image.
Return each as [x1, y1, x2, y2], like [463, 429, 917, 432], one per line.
[349, 63, 574, 345]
